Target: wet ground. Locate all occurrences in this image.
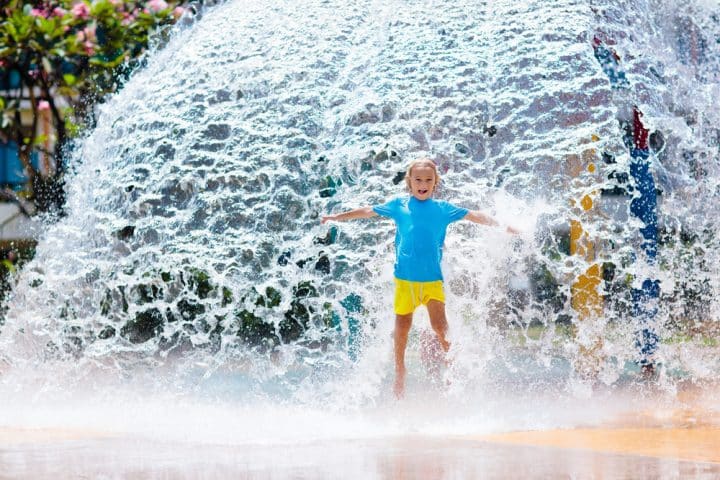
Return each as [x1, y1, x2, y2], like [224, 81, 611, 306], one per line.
[1, 425, 719, 480]
[2, 380, 719, 479]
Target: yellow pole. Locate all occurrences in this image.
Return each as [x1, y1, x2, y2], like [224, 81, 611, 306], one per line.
[568, 137, 604, 376]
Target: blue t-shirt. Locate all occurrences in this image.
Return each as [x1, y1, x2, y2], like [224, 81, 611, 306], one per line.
[373, 197, 469, 282]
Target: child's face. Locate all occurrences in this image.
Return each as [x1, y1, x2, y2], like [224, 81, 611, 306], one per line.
[408, 165, 437, 201]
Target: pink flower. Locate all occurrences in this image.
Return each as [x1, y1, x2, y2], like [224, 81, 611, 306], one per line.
[82, 25, 96, 42]
[121, 11, 135, 25]
[53, 7, 66, 17]
[71, 2, 90, 19]
[76, 27, 96, 53]
[30, 8, 46, 17]
[147, 0, 168, 13]
[172, 6, 184, 19]
[37, 100, 50, 111]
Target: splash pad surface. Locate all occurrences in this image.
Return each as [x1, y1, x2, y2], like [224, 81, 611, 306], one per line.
[2, 382, 719, 479]
[2, 436, 719, 480]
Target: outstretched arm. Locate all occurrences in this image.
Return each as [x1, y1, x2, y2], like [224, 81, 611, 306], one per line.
[321, 206, 377, 224]
[464, 210, 520, 234]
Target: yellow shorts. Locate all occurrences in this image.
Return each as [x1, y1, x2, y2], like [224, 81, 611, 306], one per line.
[394, 278, 445, 315]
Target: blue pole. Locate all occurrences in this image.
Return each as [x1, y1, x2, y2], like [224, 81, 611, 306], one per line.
[628, 109, 660, 369]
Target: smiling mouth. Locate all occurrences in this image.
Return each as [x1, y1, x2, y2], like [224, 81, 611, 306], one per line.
[418, 189, 429, 195]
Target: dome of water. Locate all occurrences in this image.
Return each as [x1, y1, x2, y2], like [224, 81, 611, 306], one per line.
[1, 0, 719, 410]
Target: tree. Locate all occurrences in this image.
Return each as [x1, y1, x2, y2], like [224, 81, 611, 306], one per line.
[0, 0, 184, 215]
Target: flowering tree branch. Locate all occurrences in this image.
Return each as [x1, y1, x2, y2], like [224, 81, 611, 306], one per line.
[0, 0, 185, 215]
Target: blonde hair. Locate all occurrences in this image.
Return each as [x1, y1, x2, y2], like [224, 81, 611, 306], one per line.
[405, 158, 441, 192]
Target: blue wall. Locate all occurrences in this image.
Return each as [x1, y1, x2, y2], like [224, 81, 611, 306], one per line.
[0, 141, 39, 190]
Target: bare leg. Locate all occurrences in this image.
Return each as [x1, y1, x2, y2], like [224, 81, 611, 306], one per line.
[394, 313, 413, 399]
[426, 300, 450, 353]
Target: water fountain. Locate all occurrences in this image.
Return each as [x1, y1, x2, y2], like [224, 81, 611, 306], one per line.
[0, 0, 719, 477]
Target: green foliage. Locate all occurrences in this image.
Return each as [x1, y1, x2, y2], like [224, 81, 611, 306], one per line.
[236, 308, 280, 349]
[120, 307, 164, 344]
[82, 264, 332, 350]
[187, 267, 213, 299]
[0, 0, 185, 212]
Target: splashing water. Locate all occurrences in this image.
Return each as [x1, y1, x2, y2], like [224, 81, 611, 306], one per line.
[0, 0, 719, 442]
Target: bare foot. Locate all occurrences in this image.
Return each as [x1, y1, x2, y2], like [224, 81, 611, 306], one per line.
[640, 363, 657, 380]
